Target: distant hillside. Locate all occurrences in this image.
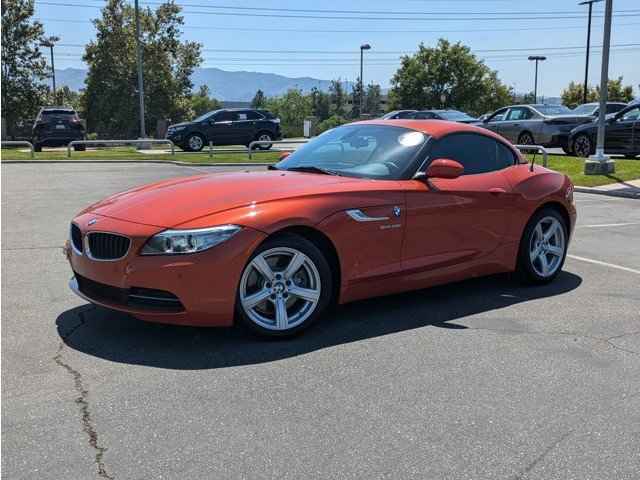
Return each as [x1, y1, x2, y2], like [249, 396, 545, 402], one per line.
[54, 67, 355, 101]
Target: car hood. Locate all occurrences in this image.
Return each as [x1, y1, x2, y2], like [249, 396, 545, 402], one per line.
[81, 171, 360, 228]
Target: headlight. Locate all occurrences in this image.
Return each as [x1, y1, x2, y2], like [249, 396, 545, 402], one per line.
[141, 225, 242, 255]
[168, 126, 186, 133]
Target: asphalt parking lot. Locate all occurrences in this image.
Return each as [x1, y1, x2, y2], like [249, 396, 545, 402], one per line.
[2, 162, 639, 480]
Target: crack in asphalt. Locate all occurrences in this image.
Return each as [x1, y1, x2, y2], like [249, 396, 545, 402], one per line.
[512, 431, 573, 480]
[53, 308, 114, 480]
[463, 326, 640, 356]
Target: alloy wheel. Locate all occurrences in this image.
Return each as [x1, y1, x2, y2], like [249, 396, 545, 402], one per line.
[519, 133, 533, 145]
[239, 247, 321, 331]
[188, 135, 203, 151]
[574, 135, 591, 158]
[529, 216, 566, 278]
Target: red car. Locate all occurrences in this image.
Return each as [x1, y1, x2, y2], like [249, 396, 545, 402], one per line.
[65, 120, 576, 337]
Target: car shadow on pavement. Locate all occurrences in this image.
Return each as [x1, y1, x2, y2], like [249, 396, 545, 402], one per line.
[56, 271, 582, 370]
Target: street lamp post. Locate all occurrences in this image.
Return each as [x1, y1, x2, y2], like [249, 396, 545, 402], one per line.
[359, 43, 371, 116]
[527, 56, 546, 104]
[134, 0, 147, 138]
[40, 36, 59, 101]
[585, 0, 614, 175]
[579, 0, 604, 104]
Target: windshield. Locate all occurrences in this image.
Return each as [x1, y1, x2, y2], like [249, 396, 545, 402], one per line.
[572, 104, 597, 115]
[438, 110, 475, 121]
[193, 109, 220, 123]
[534, 105, 572, 115]
[275, 124, 429, 180]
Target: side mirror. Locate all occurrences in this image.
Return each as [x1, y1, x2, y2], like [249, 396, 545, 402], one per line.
[279, 151, 291, 160]
[482, 118, 489, 124]
[425, 158, 464, 179]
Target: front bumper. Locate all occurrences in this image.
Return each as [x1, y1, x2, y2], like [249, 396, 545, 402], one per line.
[66, 214, 266, 326]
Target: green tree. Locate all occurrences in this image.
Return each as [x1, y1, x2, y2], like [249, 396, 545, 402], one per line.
[561, 81, 598, 108]
[310, 87, 330, 121]
[364, 83, 382, 115]
[1, 0, 49, 134]
[561, 77, 634, 108]
[350, 77, 363, 118]
[251, 89, 266, 108]
[190, 84, 221, 117]
[55, 86, 84, 112]
[389, 39, 513, 116]
[265, 89, 312, 137]
[82, 0, 202, 138]
[329, 79, 346, 117]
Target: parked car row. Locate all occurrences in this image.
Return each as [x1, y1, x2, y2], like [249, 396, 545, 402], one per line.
[379, 101, 638, 158]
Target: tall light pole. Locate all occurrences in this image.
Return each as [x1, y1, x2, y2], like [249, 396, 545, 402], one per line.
[585, 0, 614, 174]
[40, 36, 59, 101]
[579, 0, 604, 104]
[134, 0, 146, 138]
[359, 43, 371, 116]
[527, 55, 546, 103]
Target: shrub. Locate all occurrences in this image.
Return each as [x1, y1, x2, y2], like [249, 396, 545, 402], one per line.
[316, 115, 349, 134]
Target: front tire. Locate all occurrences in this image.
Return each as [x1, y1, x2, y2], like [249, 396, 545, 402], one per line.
[516, 208, 568, 284]
[236, 234, 332, 337]
[184, 133, 205, 152]
[573, 134, 593, 158]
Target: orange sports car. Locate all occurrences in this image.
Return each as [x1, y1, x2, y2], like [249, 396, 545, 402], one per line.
[65, 120, 576, 337]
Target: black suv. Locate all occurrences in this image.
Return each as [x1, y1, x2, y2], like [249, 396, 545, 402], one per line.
[166, 108, 282, 152]
[32, 106, 86, 151]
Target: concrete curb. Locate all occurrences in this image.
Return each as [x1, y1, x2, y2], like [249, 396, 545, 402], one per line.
[0, 159, 273, 167]
[574, 186, 640, 199]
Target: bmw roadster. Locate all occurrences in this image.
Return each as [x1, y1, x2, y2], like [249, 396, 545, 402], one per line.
[65, 120, 576, 336]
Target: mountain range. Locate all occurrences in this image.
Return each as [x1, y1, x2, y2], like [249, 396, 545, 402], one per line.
[54, 67, 356, 101]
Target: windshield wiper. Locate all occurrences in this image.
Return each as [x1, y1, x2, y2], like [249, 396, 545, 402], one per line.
[284, 165, 340, 176]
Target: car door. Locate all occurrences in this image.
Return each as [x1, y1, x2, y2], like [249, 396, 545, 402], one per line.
[481, 108, 509, 136]
[605, 106, 639, 153]
[205, 110, 236, 145]
[501, 106, 535, 143]
[402, 132, 517, 275]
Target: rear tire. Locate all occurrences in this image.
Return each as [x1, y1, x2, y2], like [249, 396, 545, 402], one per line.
[34, 143, 42, 152]
[516, 208, 568, 284]
[235, 233, 332, 337]
[518, 132, 534, 145]
[73, 144, 86, 151]
[624, 154, 638, 159]
[255, 132, 273, 150]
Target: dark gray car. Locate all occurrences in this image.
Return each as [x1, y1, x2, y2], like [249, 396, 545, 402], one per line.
[477, 104, 594, 154]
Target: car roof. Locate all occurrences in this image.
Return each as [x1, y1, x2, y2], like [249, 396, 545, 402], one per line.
[353, 119, 512, 142]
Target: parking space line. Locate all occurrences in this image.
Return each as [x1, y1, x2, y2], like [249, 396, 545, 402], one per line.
[567, 254, 640, 275]
[577, 222, 640, 228]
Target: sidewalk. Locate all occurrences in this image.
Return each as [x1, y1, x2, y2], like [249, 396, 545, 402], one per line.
[574, 179, 640, 199]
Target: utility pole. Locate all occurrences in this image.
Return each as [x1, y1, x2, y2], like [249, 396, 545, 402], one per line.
[585, 0, 614, 175]
[359, 44, 371, 116]
[579, 0, 604, 104]
[40, 36, 59, 102]
[527, 56, 546, 103]
[134, 0, 146, 138]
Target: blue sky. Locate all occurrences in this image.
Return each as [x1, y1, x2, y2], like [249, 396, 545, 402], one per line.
[35, 0, 640, 97]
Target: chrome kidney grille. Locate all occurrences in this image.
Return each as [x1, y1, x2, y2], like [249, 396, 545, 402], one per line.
[70, 223, 83, 253]
[85, 232, 131, 260]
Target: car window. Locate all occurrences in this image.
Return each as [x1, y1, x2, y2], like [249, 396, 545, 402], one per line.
[413, 112, 434, 119]
[606, 104, 625, 114]
[534, 105, 571, 115]
[429, 133, 515, 175]
[619, 107, 640, 122]
[245, 110, 263, 120]
[487, 108, 508, 122]
[396, 111, 417, 119]
[505, 107, 532, 121]
[215, 111, 236, 122]
[276, 124, 429, 180]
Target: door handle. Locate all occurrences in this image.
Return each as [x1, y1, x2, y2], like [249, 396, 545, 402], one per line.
[512, 123, 520, 126]
[489, 187, 507, 194]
